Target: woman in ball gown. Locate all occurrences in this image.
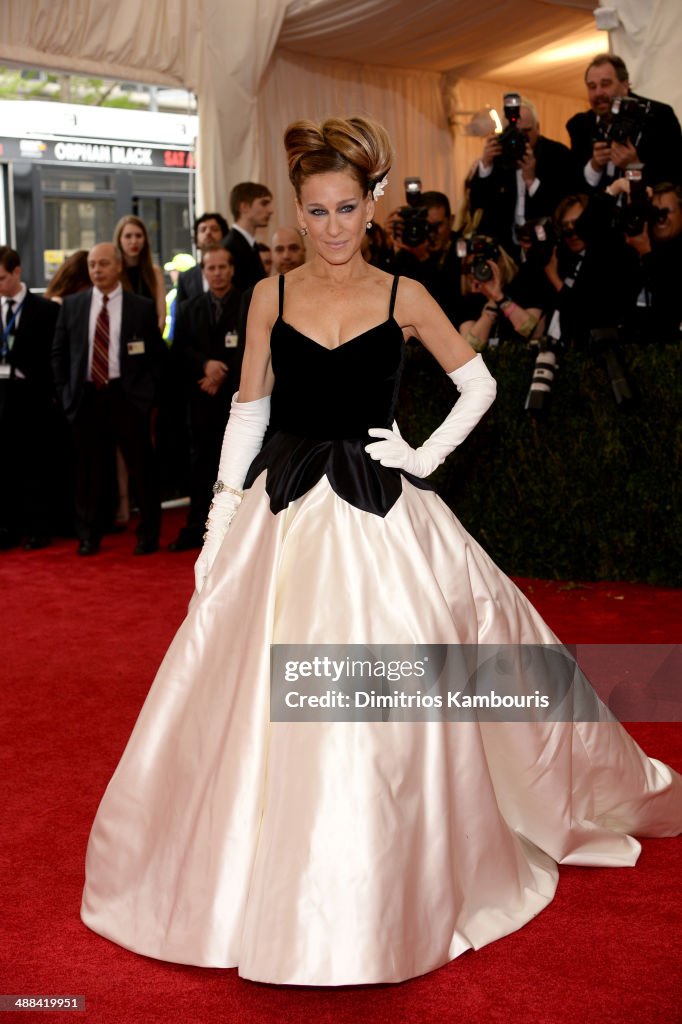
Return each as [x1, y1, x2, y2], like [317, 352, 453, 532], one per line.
[81, 117, 681, 987]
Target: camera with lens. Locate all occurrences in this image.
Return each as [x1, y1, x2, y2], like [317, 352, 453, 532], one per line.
[589, 326, 636, 408]
[515, 217, 557, 265]
[392, 177, 432, 248]
[593, 94, 653, 149]
[495, 93, 528, 169]
[615, 164, 653, 237]
[524, 336, 560, 415]
[456, 235, 500, 282]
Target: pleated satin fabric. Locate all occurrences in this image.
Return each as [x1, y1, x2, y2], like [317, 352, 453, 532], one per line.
[81, 282, 681, 985]
[81, 473, 682, 985]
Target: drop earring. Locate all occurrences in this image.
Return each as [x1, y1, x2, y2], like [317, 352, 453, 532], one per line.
[366, 221, 372, 230]
[299, 227, 308, 236]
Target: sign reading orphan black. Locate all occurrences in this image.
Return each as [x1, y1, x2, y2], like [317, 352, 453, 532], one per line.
[270, 644, 682, 723]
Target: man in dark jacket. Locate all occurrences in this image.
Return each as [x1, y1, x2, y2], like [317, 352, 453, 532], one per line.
[176, 212, 230, 306]
[221, 182, 274, 291]
[469, 98, 581, 258]
[0, 246, 59, 549]
[169, 246, 243, 551]
[52, 243, 166, 555]
[566, 54, 682, 192]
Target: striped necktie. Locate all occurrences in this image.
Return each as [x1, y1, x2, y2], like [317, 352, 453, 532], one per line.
[92, 294, 110, 388]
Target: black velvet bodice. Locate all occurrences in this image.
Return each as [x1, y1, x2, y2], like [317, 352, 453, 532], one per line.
[244, 276, 434, 516]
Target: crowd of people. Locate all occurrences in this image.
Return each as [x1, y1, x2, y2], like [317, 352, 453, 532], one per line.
[0, 52, 679, 556]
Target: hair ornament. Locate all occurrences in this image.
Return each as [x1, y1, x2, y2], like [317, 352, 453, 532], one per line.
[372, 175, 388, 200]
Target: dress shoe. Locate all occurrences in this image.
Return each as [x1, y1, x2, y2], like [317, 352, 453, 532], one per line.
[168, 530, 202, 552]
[133, 540, 159, 555]
[77, 540, 100, 557]
[24, 536, 51, 551]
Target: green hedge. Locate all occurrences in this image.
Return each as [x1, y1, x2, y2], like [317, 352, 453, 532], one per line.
[398, 340, 682, 584]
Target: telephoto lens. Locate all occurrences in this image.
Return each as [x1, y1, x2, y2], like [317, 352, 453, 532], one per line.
[525, 339, 558, 414]
[589, 327, 637, 408]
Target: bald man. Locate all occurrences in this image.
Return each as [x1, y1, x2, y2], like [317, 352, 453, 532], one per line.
[271, 226, 306, 274]
[52, 243, 166, 555]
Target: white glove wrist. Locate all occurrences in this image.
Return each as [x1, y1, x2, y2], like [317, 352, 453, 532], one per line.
[365, 354, 496, 478]
[194, 393, 270, 593]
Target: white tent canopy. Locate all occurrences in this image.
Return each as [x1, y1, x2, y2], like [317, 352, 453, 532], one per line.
[0, 0, 678, 220]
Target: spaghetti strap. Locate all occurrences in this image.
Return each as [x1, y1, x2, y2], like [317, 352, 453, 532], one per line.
[389, 275, 399, 318]
[278, 273, 285, 317]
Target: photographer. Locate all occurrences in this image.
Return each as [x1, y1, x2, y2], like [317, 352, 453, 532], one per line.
[566, 54, 682, 192]
[469, 96, 581, 259]
[458, 239, 546, 351]
[617, 180, 682, 344]
[543, 193, 639, 347]
[387, 189, 463, 325]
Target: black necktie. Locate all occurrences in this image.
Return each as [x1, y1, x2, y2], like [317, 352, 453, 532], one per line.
[212, 295, 224, 324]
[3, 299, 14, 333]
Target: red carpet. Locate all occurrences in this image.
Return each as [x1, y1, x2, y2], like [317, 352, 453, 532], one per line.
[1, 510, 680, 1024]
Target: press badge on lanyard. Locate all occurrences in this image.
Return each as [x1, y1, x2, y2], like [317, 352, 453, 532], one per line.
[0, 298, 25, 377]
[224, 332, 238, 348]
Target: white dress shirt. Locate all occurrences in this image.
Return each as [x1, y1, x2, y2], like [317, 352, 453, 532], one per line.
[88, 285, 122, 382]
[1, 283, 27, 332]
[476, 160, 540, 225]
[232, 224, 257, 248]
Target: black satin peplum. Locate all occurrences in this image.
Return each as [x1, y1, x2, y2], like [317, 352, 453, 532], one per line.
[244, 277, 434, 517]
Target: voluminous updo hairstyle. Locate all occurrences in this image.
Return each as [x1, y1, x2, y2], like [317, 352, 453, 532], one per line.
[284, 116, 392, 198]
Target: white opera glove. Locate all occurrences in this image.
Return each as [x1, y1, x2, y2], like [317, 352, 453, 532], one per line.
[194, 392, 270, 593]
[365, 354, 496, 477]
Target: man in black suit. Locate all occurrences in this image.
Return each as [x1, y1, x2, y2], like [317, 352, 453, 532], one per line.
[169, 246, 243, 551]
[52, 243, 166, 556]
[388, 191, 464, 325]
[222, 182, 274, 291]
[469, 98, 581, 257]
[566, 54, 682, 192]
[176, 212, 230, 306]
[0, 246, 60, 549]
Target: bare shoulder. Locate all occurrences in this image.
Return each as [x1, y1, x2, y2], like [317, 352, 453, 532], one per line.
[393, 276, 436, 327]
[249, 275, 281, 324]
[393, 275, 430, 306]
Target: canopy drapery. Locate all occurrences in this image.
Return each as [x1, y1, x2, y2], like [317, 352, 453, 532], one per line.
[0, 0, 679, 219]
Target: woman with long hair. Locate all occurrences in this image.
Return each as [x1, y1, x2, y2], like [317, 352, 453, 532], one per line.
[44, 250, 90, 303]
[113, 214, 166, 330]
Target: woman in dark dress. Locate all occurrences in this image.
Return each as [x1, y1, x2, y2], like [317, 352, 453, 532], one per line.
[81, 116, 681, 987]
[113, 214, 166, 330]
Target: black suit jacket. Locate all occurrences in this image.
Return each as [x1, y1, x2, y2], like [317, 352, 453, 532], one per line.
[176, 265, 205, 305]
[222, 228, 266, 291]
[566, 92, 682, 189]
[469, 135, 582, 253]
[5, 290, 59, 394]
[173, 290, 243, 400]
[52, 289, 166, 422]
